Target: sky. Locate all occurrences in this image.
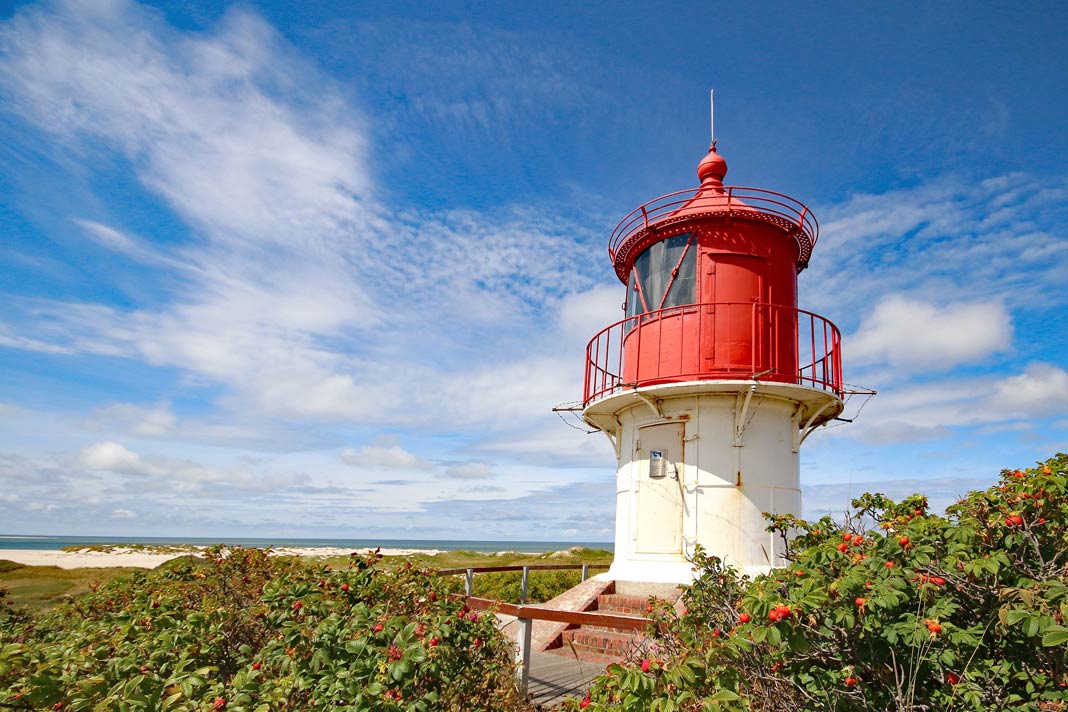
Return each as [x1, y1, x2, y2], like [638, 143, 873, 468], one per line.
[0, 0, 1065, 542]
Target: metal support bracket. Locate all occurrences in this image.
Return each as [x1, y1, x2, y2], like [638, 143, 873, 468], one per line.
[634, 391, 664, 419]
[795, 400, 837, 451]
[584, 416, 622, 460]
[733, 384, 758, 446]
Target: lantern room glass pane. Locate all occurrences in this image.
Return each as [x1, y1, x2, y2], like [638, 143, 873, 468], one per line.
[628, 233, 694, 316]
[626, 269, 644, 319]
[662, 238, 696, 310]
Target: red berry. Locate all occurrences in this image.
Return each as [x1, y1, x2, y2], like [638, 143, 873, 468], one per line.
[467, 611, 479, 621]
[885, 561, 896, 568]
[429, 637, 439, 647]
[837, 543, 850, 553]
[252, 662, 262, 671]
[213, 699, 226, 711]
[855, 597, 866, 608]
[712, 629, 721, 637]
[292, 601, 302, 610]
[641, 659, 651, 673]
[947, 672, 960, 685]
[428, 592, 437, 601]
[581, 696, 591, 708]
[341, 583, 349, 592]
[845, 676, 857, 687]
[927, 621, 942, 634]
[373, 622, 383, 633]
[738, 612, 750, 623]
[768, 609, 781, 622]
[898, 536, 909, 547]
[842, 532, 853, 542]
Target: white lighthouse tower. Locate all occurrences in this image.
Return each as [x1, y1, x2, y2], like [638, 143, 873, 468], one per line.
[581, 140, 846, 583]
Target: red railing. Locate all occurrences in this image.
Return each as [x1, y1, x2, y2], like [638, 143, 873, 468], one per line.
[608, 186, 819, 278]
[583, 302, 842, 407]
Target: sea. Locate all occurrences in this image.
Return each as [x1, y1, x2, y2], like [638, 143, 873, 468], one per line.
[0, 535, 613, 553]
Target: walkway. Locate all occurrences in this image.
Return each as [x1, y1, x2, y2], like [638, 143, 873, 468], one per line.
[527, 651, 607, 708]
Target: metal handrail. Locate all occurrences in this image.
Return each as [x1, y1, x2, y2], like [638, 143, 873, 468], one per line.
[583, 301, 843, 406]
[437, 563, 611, 604]
[608, 185, 819, 264]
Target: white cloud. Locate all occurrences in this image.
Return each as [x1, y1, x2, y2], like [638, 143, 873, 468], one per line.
[556, 284, 623, 343]
[87, 403, 176, 437]
[0, 1, 606, 435]
[79, 441, 143, 473]
[77, 441, 305, 492]
[834, 362, 1068, 445]
[847, 295, 1012, 372]
[340, 443, 432, 470]
[442, 461, 495, 480]
[111, 508, 136, 519]
[991, 364, 1068, 415]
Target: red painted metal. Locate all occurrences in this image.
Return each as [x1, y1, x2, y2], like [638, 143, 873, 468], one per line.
[582, 302, 842, 407]
[608, 185, 818, 283]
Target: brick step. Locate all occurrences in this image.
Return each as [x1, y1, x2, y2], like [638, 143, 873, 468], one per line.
[561, 628, 649, 659]
[597, 594, 653, 615]
[581, 617, 647, 634]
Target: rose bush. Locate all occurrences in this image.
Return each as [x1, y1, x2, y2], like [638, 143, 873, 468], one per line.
[0, 547, 531, 711]
[567, 453, 1068, 711]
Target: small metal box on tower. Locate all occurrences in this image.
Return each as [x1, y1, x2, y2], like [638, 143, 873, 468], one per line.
[581, 140, 847, 583]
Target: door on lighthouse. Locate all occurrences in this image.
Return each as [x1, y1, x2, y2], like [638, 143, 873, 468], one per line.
[634, 422, 684, 554]
[702, 253, 768, 375]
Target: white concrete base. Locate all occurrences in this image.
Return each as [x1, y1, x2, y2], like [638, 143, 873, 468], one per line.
[585, 382, 841, 583]
[607, 558, 696, 585]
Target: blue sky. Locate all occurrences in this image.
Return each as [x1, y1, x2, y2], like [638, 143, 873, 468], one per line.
[0, 0, 1065, 541]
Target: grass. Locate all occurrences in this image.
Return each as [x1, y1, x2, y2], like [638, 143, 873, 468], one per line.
[0, 560, 141, 613]
[59, 543, 201, 555]
[1, 546, 614, 611]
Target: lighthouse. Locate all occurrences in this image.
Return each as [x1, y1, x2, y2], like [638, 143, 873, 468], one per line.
[581, 140, 846, 583]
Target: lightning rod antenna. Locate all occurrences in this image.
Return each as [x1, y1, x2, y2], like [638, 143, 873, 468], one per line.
[709, 88, 716, 149]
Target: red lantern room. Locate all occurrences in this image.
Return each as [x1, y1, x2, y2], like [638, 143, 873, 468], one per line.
[584, 144, 842, 406]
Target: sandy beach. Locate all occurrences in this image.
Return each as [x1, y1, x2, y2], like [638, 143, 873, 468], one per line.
[0, 546, 444, 570]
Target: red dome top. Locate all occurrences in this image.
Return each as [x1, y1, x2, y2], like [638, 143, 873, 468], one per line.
[697, 145, 727, 183]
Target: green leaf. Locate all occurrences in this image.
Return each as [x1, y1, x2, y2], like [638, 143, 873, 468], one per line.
[1042, 626, 1068, 646]
[1005, 609, 1029, 626]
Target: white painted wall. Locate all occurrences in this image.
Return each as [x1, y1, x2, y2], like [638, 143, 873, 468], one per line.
[602, 386, 832, 583]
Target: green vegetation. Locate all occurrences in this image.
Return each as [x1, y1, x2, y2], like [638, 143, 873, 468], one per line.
[60, 544, 201, 555]
[393, 547, 613, 604]
[15, 453, 1068, 711]
[565, 453, 1068, 711]
[1, 548, 534, 711]
[0, 547, 612, 613]
[0, 561, 140, 613]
